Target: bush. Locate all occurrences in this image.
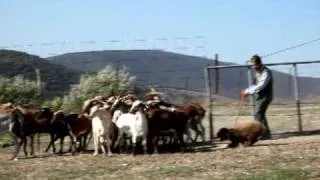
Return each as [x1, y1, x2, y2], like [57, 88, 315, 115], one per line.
[0, 75, 42, 105]
[43, 96, 64, 111]
[60, 65, 136, 112]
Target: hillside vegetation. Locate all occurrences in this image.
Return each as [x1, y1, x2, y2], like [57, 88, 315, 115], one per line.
[0, 50, 81, 98]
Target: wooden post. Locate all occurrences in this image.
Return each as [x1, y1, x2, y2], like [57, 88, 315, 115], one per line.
[184, 77, 191, 90]
[292, 64, 302, 132]
[204, 65, 214, 140]
[214, 54, 219, 94]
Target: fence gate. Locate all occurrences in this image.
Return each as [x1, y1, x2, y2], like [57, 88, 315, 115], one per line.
[204, 60, 320, 141]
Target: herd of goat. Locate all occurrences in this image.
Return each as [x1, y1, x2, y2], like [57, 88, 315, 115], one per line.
[0, 94, 208, 160]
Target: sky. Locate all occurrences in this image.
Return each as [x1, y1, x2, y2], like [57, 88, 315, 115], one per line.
[1, 0, 320, 76]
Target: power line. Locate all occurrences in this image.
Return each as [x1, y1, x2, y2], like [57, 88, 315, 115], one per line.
[0, 36, 206, 49]
[262, 37, 320, 58]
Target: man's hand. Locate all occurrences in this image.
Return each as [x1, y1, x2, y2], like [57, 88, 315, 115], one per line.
[240, 90, 248, 98]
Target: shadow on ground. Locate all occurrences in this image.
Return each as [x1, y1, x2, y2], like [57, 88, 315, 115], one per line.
[271, 129, 320, 140]
[2, 129, 319, 160]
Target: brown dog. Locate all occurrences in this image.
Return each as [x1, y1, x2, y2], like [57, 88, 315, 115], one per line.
[217, 119, 265, 148]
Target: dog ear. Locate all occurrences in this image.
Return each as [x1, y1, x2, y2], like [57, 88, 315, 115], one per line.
[217, 128, 229, 141]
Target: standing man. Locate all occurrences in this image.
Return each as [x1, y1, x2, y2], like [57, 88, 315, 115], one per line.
[241, 55, 273, 139]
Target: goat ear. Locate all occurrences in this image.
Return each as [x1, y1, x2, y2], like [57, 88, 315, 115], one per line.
[8, 103, 15, 109]
[91, 100, 100, 106]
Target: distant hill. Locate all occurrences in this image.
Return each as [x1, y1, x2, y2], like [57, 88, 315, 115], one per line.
[48, 50, 320, 100]
[0, 50, 81, 97]
[47, 49, 233, 92]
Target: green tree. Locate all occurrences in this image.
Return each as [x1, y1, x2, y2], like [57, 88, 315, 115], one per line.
[0, 75, 41, 105]
[61, 65, 136, 112]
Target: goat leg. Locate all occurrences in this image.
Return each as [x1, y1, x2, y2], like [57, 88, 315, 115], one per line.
[177, 131, 186, 152]
[11, 137, 24, 161]
[76, 137, 82, 153]
[92, 134, 99, 156]
[66, 123, 77, 155]
[67, 135, 74, 153]
[85, 133, 92, 150]
[58, 136, 65, 154]
[71, 139, 78, 155]
[83, 134, 89, 151]
[29, 135, 34, 156]
[106, 137, 113, 157]
[142, 136, 148, 154]
[152, 136, 159, 155]
[82, 136, 86, 151]
[113, 131, 123, 154]
[99, 136, 107, 155]
[44, 135, 53, 153]
[23, 138, 28, 158]
[184, 126, 193, 144]
[131, 135, 138, 156]
[199, 123, 206, 142]
[45, 134, 57, 153]
[37, 133, 41, 156]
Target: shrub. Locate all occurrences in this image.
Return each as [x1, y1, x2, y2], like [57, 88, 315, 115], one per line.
[60, 65, 136, 112]
[0, 75, 42, 105]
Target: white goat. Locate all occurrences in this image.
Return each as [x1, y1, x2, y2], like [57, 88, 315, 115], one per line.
[114, 100, 148, 155]
[111, 96, 133, 123]
[89, 101, 114, 156]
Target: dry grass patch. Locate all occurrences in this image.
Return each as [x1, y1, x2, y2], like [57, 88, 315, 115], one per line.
[0, 135, 319, 180]
[236, 169, 318, 180]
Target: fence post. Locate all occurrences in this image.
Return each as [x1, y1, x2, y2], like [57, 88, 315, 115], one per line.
[292, 64, 303, 132]
[247, 66, 255, 116]
[204, 65, 214, 140]
[214, 54, 219, 94]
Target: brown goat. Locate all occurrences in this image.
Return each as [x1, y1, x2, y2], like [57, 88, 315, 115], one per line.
[144, 103, 189, 154]
[1, 104, 51, 160]
[37, 107, 92, 154]
[174, 103, 206, 142]
[65, 113, 92, 153]
[216, 119, 265, 148]
[37, 108, 74, 154]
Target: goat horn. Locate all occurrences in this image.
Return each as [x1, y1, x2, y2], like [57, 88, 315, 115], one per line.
[96, 99, 108, 105]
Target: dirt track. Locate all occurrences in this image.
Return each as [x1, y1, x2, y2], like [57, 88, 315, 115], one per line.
[0, 134, 319, 180]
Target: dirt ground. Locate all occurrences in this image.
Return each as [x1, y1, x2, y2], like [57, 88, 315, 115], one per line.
[0, 134, 319, 180]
